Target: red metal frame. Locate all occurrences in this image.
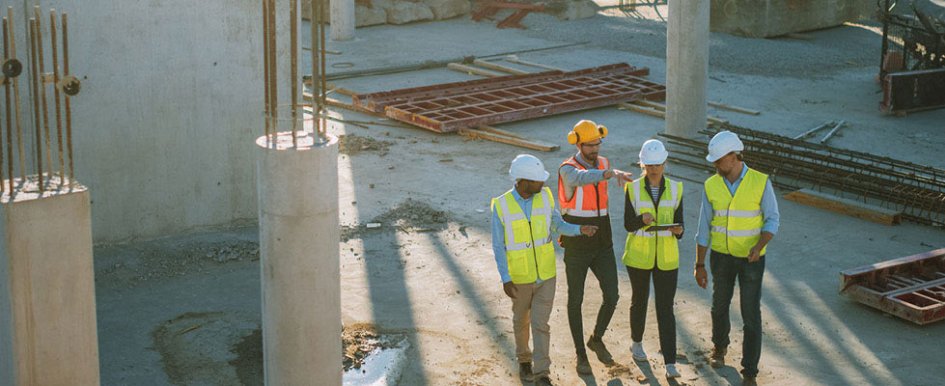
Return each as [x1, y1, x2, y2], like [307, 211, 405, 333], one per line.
[840, 248, 945, 325]
[352, 63, 666, 133]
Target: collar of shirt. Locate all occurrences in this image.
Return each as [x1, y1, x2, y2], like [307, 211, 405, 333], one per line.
[510, 186, 535, 220]
[723, 163, 749, 195]
[574, 152, 597, 169]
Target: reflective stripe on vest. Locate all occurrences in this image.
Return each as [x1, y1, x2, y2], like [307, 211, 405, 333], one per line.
[492, 186, 557, 284]
[705, 168, 768, 258]
[558, 156, 609, 217]
[621, 177, 682, 270]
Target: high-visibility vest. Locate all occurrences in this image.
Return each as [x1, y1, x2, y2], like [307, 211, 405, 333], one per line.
[704, 168, 768, 258]
[558, 156, 609, 218]
[622, 177, 682, 270]
[492, 187, 557, 284]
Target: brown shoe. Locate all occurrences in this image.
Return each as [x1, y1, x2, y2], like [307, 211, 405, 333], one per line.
[710, 346, 727, 368]
[742, 375, 758, 386]
[535, 376, 554, 386]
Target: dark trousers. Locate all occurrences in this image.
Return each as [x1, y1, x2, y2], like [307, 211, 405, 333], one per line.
[564, 246, 619, 358]
[710, 250, 765, 377]
[626, 265, 678, 364]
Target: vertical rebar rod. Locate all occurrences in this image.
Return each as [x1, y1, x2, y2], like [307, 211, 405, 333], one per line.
[262, 0, 271, 140]
[319, 0, 328, 138]
[268, 0, 277, 139]
[62, 12, 72, 186]
[9, 7, 24, 183]
[310, 0, 319, 136]
[28, 18, 42, 193]
[50, 9, 63, 186]
[34, 7, 51, 179]
[290, 0, 298, 147]
[1, 17, 9, 194]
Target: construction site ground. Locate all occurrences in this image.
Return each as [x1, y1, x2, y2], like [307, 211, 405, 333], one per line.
[95, 7, 945, 386]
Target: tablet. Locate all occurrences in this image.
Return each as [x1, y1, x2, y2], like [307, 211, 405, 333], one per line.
[646, 223, 681, 232]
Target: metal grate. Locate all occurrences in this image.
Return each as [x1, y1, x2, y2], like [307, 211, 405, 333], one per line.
[352, 63, 666, 133]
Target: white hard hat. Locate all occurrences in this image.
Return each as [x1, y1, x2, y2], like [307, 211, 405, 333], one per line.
[639, 139, 669, 165]
[509, 154, 550, 182]
[706, 131, 744, 162]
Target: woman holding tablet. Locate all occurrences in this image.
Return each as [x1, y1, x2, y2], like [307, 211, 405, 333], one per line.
[621, 139, 685, 379]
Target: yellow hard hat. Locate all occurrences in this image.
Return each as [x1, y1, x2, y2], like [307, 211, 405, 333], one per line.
[567, 119, 608, 145]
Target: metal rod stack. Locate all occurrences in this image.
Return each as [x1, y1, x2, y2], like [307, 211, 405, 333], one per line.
[262, 0, 308, 147]
[0, 6, 78, 197]
[660, 123, 945, 227]
[311, 0, 328, 140]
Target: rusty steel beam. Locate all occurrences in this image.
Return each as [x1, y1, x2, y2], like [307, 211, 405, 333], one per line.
[839, 248, 945, 325]
[354, 63, 664, 133]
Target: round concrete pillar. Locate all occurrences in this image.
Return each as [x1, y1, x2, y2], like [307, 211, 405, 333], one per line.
[330, 0, 355, 41]
[666, 0, 710, 138]
[256, 127, 341, 386]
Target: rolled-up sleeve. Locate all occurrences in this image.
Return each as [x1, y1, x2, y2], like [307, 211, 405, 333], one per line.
[551, 208, 581, 237]
[491, 202, 511, 283]
[695, 191, 712, 248]
[760, 180, 780, 235]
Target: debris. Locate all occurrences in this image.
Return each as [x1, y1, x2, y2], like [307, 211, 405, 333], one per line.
[472, 59, 531, 75]
[840, 248, 945, 325]
[792, 120, 834, 140]
[447, 62, 506, 77]
[707, 101, 761, 115]
[337, 133, 393, 155]
[471, 0, 545, 29]
[366, 223, 382, 229]
[504, 55, 565, 72]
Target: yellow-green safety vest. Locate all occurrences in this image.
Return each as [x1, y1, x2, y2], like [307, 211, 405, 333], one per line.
[621, 177, 682, 270]
[492, 187, 557, 284]
[705, 168, 768, 258]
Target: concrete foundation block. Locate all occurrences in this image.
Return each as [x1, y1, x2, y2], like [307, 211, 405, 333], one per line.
[552, 0, 600, 21]
[710, 0, 873, 38]
[357, 4, 389, 26]
[0, 177, 99, 386]
[423, 0, 471, 20]
[385, 1, 435, 24]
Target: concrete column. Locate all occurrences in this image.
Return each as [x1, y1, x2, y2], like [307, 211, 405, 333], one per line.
[330, 0, 355, 41]
[0, 178, 100, 386]
[665, 0, 710, 138]
[257, 126, 341, 385]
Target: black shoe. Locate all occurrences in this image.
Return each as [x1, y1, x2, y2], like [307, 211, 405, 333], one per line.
[586, 335, 615, 365]
[535, 376, 554, 386]
[576, 355, 592, 375]
[709, 346, 727, 368]
[742, 375, 758, 386]
[518, 362, 533, 381]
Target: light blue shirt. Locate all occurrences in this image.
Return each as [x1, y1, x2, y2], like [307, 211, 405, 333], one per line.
[491, 187, 581, 283]
[696, 164, 780, 248]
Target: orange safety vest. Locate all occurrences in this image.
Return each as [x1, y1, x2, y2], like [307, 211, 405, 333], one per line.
[558, 155, 609, 218]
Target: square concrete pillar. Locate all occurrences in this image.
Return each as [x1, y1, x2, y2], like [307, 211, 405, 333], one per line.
[0, 178, 100, 386]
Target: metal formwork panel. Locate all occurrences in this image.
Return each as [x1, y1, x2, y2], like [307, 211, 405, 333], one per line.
[840, 248, 945, 325]
[352, 63, 665, 133]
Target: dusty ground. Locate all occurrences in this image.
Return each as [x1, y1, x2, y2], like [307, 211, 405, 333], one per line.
[96, 5, 945, 386]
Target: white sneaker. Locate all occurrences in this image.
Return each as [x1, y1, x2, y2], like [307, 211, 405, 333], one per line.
[665, 363, 681, 379]
[631, 341, 647, 362]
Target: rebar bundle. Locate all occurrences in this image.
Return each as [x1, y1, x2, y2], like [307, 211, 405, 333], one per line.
[661, 123, 945, 227]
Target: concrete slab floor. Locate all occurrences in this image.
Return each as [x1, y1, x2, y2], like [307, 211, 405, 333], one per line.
[97, 12, 944, 386]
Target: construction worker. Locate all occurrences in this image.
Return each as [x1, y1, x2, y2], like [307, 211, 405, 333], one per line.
[557, 119, 633, 374]
[491, 154, 599, 386]
[694, 131, 779, 386]
[621, 139, 684, 379]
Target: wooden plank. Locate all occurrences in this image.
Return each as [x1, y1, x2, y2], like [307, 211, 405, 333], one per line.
[618, 102, 665, 118]
[446, 62, 505, 78]
[708, 101, 761, 115]
[472, 59, 531, 75]
[303, 91, 385, 116]
[504, 55, 565, 72]
[784, 189, 903, 225]
[457, 127, 559, 152]
[476, 125, 528, 140]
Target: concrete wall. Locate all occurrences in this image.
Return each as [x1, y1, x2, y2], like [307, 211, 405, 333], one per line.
[711, 0, 874, 38]
[9, 1, 294, 242]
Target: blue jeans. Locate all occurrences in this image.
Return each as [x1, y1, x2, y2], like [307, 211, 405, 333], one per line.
[710, 250, 765, 377]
